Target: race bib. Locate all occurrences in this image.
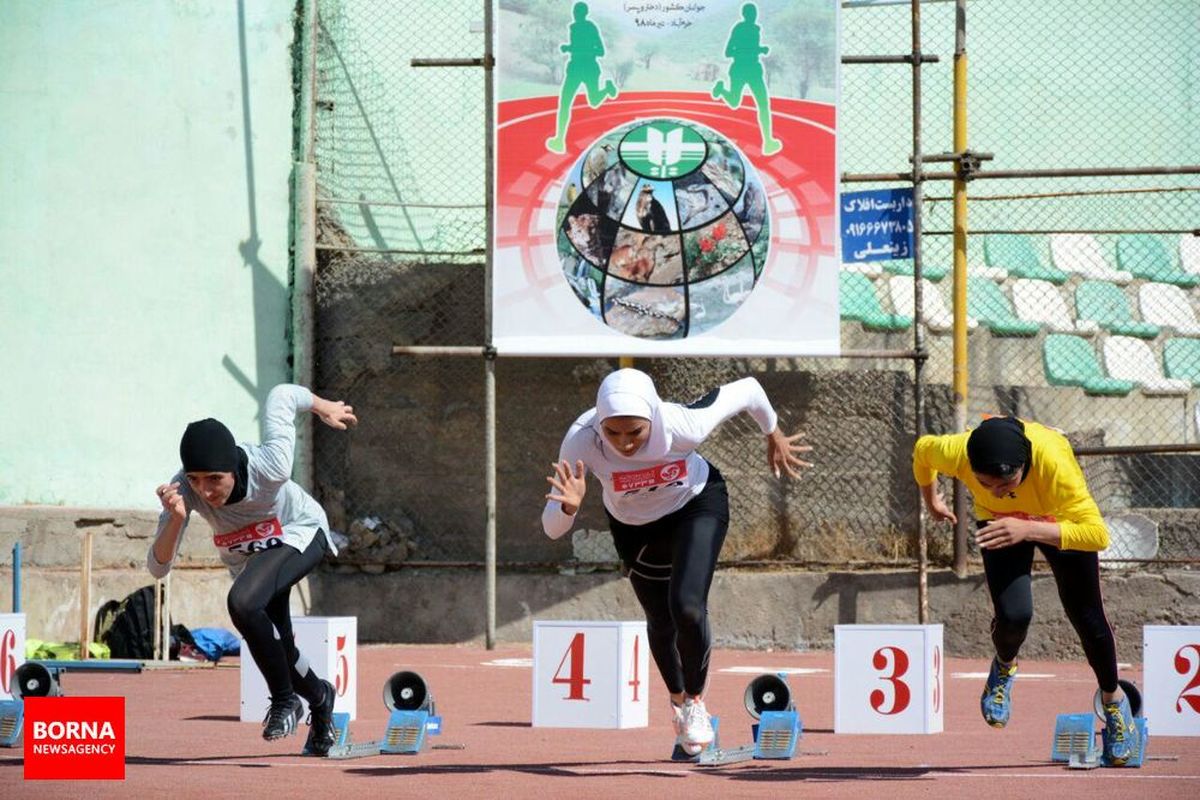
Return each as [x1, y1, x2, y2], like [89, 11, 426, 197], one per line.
[213, 518, 285, 556]
[612, 459, 688, 495]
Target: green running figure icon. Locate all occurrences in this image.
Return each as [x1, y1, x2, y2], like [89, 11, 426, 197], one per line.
[711, 3, 782, 156]
[546, 2, 619, 154]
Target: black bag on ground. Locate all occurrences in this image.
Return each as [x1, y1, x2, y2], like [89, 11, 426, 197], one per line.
[98, 585, 160, 659]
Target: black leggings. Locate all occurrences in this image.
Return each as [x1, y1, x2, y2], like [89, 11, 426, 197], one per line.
[227, 534, 328, 703]
[980, 524, 1119, 692]
[608, 468, 729, 697]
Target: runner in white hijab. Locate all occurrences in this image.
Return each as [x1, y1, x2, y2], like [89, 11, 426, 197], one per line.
[543, 368, 812, 757]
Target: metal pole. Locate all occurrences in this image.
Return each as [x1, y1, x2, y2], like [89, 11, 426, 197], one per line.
[483, 0, 497, 650]
[910, 0, 929, 625]
[951, 0, 970, 578]
[291, 0, 319, 491]
[12, 542, 21, 613]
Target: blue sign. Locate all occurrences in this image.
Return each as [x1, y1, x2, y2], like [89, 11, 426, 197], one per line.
[840, 188, 914, 263]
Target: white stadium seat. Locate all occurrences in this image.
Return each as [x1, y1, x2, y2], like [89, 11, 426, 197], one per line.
[1139, 282, 1200, 336]
[1050, 234, 1133, 284]
[1102, 336, 1191, 395]
[889, 275, 977, 333]
[1012, 278, 1099, 335]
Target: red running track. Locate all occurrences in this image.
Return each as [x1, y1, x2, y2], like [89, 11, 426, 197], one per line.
[3, 645, 1198, 799]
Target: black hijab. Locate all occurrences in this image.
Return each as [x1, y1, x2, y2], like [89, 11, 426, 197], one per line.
[179, 418, 249, 504]
[966, 416, 1032, 481]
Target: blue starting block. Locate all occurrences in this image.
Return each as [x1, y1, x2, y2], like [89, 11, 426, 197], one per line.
[753, 710, 802, 760]
[378, 671, 440, 755]
[1051, 713, 1096, 763]
[0, 700, 23, 747]
[745, 673, 802, 760]
[1051, 680, 1148, 769]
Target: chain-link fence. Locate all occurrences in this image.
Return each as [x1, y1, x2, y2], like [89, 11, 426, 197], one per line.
[307, 0, 1199, 574]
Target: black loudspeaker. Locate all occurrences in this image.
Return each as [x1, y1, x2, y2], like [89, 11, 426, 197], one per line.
[383, 671, 433, 714]
[744, 673, 792, 719]
[14, 663, 61, 698]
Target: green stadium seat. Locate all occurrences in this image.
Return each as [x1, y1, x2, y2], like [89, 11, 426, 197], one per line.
[1074, 280, 1160, 339]
[1043, 334, 1135, 396]
[840, 272, 911, 331]
[880, 259, 949, 282]
[984, 234, 1070, 284]
[1163, 338, 1200, 385]
[967, 277, 1040, 336]
[1116, 235, 1200, 288]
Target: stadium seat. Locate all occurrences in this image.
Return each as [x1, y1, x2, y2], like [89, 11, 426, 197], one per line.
[840, 272, 911, 331]
[841, 261, 885, 278]
[1116, 234, 1200, 288]
[984, 234, 1070, 284]
[880, 259, 949, 282]
[967, 277, 1040, 336]
[1101, 335, 1192, 395]
[1074, 280, 1160, 339]
[1012, 278, 1099, 335]
[1163, 338, 1200, 386]
[1180, 235, 1200, 277]
[1050, 234, 1133, 284]
[889, 275, 977, 333]
[1043, 334, 1135, 396]
[1138, 282, 1200, 336]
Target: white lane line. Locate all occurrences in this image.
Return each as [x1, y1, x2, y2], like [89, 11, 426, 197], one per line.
[718, 666, 829, 675]
[481, 658, 533, 668]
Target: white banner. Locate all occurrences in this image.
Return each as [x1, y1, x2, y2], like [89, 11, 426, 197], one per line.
[494, 0, 840, 356]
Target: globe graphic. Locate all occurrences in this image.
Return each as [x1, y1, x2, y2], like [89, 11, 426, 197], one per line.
[557, 118, 769, 340]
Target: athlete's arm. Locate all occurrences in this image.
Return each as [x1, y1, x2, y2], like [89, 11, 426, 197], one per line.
[542, 422, 589, 540]
[258, 385, 356, 483]
[148, 476, 189, 578]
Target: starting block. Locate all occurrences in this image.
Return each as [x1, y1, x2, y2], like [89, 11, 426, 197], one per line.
[745, 673, 802, 760]
[1050, 680, 1148, 768]
[323, 670, 441, 759]
[0, 700, 22, 747]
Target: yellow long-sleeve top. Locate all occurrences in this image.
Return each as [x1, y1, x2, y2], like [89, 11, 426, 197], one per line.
[912, 421, 1109, 552]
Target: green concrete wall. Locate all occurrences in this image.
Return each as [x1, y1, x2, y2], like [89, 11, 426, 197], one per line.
[0, 1, 297, 507]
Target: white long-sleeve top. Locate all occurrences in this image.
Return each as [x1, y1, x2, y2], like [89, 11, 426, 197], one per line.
[147, 384, 336, 578]
[541, 377, 778, 539]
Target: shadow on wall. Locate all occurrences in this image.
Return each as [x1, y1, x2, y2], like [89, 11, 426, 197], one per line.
[221, 0, 289, 436]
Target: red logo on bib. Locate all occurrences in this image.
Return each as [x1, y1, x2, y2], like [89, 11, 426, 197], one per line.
[612, 460, 688, 492]
[213, 518, 284, 549]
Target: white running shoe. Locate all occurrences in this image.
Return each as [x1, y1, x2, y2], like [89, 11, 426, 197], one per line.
[671, 702, 702, 756]
[681, 697, 715, 749]
[667, 700, 700, 758]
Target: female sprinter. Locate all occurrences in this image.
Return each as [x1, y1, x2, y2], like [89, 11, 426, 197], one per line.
[542, 368, 811, 754]
[148, 384, 356, 756]
[913, 415, 1139, 765]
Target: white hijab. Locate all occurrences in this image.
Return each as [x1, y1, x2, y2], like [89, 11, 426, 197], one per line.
[593, 368, 672, 460]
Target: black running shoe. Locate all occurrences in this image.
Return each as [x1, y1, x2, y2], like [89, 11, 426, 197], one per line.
[303, 680, 337, 756]
[262, 693, 304, 741]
